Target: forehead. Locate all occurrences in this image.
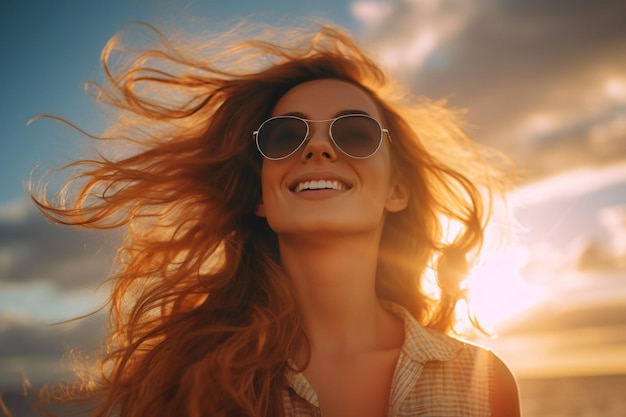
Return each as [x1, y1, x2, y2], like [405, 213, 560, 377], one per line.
[271, 79, 382, 119]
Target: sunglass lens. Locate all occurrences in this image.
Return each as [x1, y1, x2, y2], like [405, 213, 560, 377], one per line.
[332, 116, 382, 158]
[258, 117, 307, 159]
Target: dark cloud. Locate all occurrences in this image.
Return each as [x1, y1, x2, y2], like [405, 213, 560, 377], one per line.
[0, 201, 112, 389]
[0, 201, 118, 289]
[355, 0, 626, 183]
[0, 313, 105, 358]
[0, 312, 106, 388]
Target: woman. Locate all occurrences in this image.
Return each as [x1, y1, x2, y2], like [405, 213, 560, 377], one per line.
[32, 23, 519, 416]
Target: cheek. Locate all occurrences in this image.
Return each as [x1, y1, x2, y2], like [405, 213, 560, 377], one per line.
[260, 161, 275, 189]
[259, 162, 285, 207]
[367, 154, 393, 190]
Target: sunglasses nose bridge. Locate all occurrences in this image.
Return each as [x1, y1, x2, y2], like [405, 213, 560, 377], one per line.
[305, 119, 334, 144]
[300, 119, 338, 159]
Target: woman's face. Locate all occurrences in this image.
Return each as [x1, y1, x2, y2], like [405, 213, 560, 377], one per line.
[256, 79, 408, 238]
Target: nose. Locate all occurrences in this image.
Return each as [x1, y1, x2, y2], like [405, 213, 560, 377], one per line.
[300, 123, 338, 162]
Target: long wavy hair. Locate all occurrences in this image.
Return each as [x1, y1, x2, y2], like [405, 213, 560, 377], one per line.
[30, 22, 509, 417]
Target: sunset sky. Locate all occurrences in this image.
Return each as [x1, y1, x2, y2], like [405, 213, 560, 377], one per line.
[1, 0, 626, 388]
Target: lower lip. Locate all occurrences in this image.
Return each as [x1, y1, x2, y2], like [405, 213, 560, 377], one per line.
[292, 189, 348, 200]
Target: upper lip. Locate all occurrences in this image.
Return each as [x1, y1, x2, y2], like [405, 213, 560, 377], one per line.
[288, 172, 353, 192]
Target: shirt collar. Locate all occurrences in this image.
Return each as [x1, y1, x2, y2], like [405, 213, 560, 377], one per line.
[382, 301, 465, 364]
[284, 301, 465, 406]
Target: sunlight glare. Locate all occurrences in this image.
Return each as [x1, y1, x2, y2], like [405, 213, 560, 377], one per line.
[435, 207, 545, 334]
[604, 77, 626, 102]
[463, 245, 545, 332]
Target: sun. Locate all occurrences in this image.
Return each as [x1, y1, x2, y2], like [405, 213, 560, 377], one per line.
[459, 245, 545, 332]
[433, 215, 546, 334]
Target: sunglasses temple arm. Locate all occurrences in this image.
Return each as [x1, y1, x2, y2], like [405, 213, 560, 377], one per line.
[383, 129, 392, 143]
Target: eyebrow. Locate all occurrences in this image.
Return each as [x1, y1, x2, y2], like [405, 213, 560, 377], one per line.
[279, 109, 372, 119]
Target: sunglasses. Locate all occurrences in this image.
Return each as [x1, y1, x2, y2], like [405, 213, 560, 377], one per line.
[253, 113, 391, 160]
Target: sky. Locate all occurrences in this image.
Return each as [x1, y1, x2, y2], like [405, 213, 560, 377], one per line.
[1, 0, 626, 390]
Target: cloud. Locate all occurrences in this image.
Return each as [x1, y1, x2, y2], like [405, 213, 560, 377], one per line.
[598, 205, 626, 254]
[509, 162, 626, 206]
[352, 0, 626, 182]
[518, 201, 626, 295]
[0, 312, 106, 388]
[0, 199, 118, 289]
[0, 313, 102, 357]
[575, 205, 626, 272]
[352, 0, 476, 73]
[0, 280, 107, 323]
[502, 169, 626, 301]
[574, 239, 621, 272]
[0, 200, 113, 389]
[350, 1, 394, 29]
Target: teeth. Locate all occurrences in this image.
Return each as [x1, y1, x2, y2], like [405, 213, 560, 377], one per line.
[295, 180, 346, 192]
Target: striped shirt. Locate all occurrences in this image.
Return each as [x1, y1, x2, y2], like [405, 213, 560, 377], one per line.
[282, 303, 519, 416]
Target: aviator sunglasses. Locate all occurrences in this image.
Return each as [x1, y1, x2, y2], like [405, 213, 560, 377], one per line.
[253, 113, 391, 160]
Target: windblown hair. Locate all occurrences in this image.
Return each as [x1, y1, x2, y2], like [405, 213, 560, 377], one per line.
[31, 22, 510, 417]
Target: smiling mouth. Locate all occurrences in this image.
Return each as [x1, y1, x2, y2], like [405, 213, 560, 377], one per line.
[293, 180, 348, 193]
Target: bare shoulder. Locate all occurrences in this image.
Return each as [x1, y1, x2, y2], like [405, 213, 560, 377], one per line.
[488, 350, 520, 417]
[453, 342, 521, 416]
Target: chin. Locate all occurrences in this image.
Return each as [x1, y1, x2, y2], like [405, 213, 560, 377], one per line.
[268, 218, 382, 237]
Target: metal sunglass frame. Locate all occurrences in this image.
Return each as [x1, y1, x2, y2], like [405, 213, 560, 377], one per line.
[253, 113, 392, 160]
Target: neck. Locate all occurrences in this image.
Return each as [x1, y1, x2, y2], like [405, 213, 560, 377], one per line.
[278, 232, 402, 357]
